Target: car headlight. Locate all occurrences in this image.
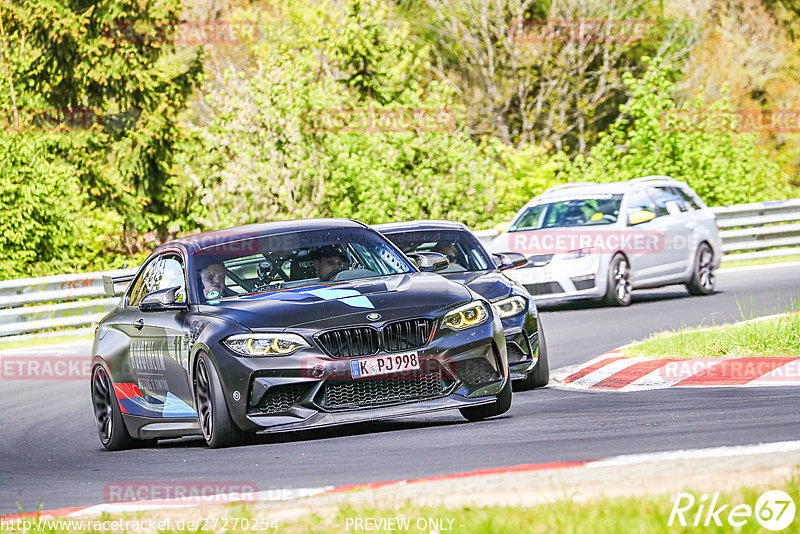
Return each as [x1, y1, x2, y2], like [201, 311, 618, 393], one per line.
[223, 333, 309, 356]
[442, 301, 489, 330]
[492, 295, 527, 319]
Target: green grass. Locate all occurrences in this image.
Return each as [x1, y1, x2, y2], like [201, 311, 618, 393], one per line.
[626, 311, 800, 359]
[8, 474, 800, 533]
[720, 254, 800, 269]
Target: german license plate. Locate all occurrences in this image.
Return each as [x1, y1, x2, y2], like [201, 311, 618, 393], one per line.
[350, 352, 419, 379]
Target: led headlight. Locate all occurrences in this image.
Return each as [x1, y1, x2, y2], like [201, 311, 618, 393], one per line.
[492, 295, 527, 319]
[223, 333, 309, 356]
[442, 301, 489, 330]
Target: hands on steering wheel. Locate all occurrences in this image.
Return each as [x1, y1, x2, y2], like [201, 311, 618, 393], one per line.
[321, 267, 346, 282]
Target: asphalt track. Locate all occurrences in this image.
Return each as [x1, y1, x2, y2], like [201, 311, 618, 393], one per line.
[1, 263, 799, 514]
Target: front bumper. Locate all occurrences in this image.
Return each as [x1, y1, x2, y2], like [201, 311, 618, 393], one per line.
[209, 318, 507, 433]
[504, 254, 608, 303]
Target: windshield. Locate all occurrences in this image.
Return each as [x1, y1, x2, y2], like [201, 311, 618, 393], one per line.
[509, 194, 624, 231]
[381, 229, 493, 273]
[193, 228, 414, 302]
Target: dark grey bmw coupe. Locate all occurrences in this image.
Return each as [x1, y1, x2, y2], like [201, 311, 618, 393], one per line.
[91, 219, 510, 449]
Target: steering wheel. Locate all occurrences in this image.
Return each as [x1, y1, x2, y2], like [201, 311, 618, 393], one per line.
[322, 267, 346, 282]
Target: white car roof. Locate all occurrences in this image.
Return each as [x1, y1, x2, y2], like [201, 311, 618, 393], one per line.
[527, 176, 689, 205]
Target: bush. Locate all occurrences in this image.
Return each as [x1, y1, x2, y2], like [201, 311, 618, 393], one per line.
[0, 133, 125, 278]
[557, 57, 791, 206]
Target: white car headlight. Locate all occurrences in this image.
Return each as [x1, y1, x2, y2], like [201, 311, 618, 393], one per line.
[492, 295, 527, 319]
[442, 301, 489, 330]
[223, 333, 309, 356]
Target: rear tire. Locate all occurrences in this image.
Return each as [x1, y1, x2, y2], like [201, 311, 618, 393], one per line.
[517, 327, 549, 390]
[91, 365, 142, 451]
[459, 378, 512, 421]
[687, 243, 716, 296]
[604, 253, 632, 306]
[194, 352, 246, 449]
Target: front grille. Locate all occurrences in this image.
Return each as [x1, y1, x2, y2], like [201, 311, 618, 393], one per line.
[318, 364, 453, 410]
[453, 358, 499, 385]
[382, 319, 435, 352]
[525, 282, 564, 295]
[572, 276, 596, 291]
[257, 384, 308, 414]
[317, 327, 380, 358]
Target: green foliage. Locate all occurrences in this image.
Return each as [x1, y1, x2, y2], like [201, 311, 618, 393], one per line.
[558, 57, 791, 205]
[0, 0, 201, 278]
[0, 133, 125, 277]
[178, 0, 512, 230]
[1, 0, 201, 229]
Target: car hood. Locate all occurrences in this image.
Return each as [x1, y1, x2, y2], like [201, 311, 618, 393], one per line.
[441, 271, 512, 302]
[197, 272, 474, 330]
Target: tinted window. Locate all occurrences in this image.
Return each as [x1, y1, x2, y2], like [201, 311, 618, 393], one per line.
[509, 194, 624, 231]
[128, 255, 186, 306]
[646, 186, 687, 217]
[676, 187, 702, 210]
[381, 229, 493, 273]
[192, 228, 414, 301]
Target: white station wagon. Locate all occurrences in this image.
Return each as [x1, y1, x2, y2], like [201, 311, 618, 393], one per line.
[489, 176, 722, 306]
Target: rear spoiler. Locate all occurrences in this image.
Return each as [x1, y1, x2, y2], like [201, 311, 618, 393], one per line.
[103, 274, 136, 297]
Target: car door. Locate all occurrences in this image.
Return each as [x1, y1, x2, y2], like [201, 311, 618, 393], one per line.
[124, 254, 196, 419]
[645, 186, 695, 278]
[623, 188, 666, 283]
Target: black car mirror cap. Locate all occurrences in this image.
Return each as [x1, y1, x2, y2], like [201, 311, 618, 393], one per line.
[407, 252, 449, 272]
[493, 252, 528, 271]
[140, 286, 188, 311]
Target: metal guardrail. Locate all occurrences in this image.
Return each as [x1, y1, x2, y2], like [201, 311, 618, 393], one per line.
[1, 198, 799, 339]
[0, 269, 134, 337]
[710, 199, 800, 260]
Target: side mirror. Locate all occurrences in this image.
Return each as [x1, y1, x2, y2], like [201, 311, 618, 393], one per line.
[492, 252, 528, 271]
[628, 209, 656, 226]
[140, 286, 187, 311]
[407, 252, 449, 272]
[494, 221, 511, 234]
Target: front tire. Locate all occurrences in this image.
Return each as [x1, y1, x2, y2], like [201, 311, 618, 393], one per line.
[194, 352, 246, 449]
[459, 378, 512, 421]
[604, 253, 632, 306]
[517, 328, 549, 390]
[687, 243, 716, 295]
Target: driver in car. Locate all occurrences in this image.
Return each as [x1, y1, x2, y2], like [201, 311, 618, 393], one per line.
[200, 263, 227, 299]
[310, 245, 349, 282]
